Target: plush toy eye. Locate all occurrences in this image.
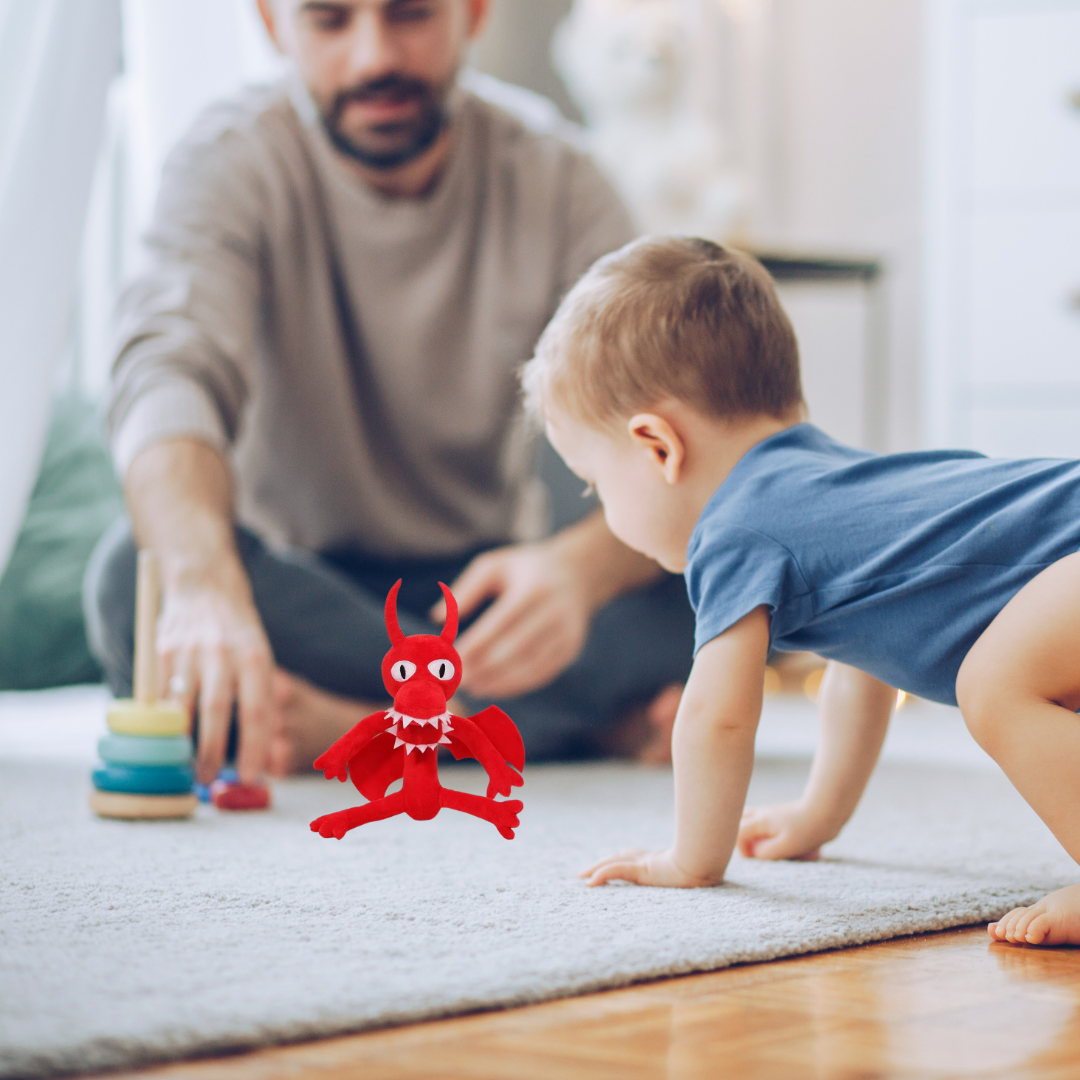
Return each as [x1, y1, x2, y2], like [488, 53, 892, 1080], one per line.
[428, 659, 455, 681]
[390, 660, 416, 681]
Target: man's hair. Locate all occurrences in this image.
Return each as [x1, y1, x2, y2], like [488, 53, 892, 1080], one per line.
[522, 236, 803, 428]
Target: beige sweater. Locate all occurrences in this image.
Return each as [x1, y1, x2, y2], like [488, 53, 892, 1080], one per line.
[108, 72, 633, 558]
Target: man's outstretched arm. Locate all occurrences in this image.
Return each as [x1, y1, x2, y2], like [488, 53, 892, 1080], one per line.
[438, 510, 663, 699]
[126, 436, 273, 787]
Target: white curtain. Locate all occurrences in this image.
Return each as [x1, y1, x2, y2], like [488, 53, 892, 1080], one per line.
[0, 0, 121, 577]
[122, 0, 285, 233]
[72, 0, 286, 398]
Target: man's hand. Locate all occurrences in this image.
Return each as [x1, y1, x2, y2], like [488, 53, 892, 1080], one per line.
[439, 541, 591, 698]
[434, 511, 662, 699]
[126, 438, 274, 787]
[156, 576, 273, 787]
[580, 848, 721, 888]
[737, 801, 832, 861]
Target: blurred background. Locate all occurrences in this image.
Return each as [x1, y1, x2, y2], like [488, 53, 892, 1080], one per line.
[0, 0, 1077, 693]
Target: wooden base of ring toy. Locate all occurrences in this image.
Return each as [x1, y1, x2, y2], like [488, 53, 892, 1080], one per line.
[107, 699, 188, 737]
[98, 733, 192, 766]
[89, 789, 198, 819]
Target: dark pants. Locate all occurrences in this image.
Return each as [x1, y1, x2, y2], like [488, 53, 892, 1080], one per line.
[83, 520, 696, 760]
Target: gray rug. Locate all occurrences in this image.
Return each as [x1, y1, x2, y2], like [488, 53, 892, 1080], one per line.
[2, 738, 1078, 1078]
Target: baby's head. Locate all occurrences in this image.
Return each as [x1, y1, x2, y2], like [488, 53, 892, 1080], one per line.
[523, 235, 803, 570]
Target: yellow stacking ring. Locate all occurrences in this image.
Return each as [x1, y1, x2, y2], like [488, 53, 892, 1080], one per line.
[89, 789, 198, 819]
[106, 699, 188, 737]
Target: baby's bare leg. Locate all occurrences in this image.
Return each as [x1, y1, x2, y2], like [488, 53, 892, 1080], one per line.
[956, 551, 1080, 945]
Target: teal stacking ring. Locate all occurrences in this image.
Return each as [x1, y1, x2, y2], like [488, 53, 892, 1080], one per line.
[98, 734, 193, 767]
[92, 763, 195, 795]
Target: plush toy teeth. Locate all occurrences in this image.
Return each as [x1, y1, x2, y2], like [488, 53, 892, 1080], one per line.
[387, 718, 453, 752]
[384, 709, 450, 729]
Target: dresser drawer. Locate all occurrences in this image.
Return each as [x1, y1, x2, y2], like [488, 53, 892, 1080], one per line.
[966, 3, 1080, 196]
[963, 205, 1080, 385]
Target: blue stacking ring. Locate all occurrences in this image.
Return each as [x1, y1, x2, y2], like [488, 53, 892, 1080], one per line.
[98, 734, 193, 767]
[195, 767, 238, 803]
[92, 763, 195, 795]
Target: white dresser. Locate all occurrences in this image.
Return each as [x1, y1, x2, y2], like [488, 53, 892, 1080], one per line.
[925, 0, 1080, 456]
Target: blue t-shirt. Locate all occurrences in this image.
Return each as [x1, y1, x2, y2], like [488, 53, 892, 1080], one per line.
[685, 424, 1080, 705]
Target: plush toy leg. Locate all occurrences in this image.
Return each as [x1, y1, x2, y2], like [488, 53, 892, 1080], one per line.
[440, 788, 523, 839]
[310, 791, 405, 839]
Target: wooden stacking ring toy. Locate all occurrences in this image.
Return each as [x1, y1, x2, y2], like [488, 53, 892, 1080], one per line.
[91, 552, 196, 818]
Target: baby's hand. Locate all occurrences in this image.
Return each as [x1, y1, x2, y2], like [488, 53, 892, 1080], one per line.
[737, 802, 831, 861]
[580, 848, 720, 888]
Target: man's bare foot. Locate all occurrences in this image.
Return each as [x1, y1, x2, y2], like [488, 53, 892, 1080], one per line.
[988, 883, 1080, 946]
[598, 684, 684, 764]
[268, 670, 386, 776]
[637, 684, 683, 764]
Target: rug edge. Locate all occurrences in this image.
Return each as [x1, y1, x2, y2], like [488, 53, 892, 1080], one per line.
[0, 897, 1034, 1080]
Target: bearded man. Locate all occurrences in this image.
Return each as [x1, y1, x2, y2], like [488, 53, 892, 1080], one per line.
[85, 0, 694, 787]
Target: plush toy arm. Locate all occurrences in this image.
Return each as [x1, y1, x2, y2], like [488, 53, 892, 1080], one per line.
[450, 715, 524, 799]
[313, 710, 389, 782]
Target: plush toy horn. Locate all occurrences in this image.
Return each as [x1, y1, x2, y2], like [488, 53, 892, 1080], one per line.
[384, 579, 405, 645]
[438, 581, 458, 643]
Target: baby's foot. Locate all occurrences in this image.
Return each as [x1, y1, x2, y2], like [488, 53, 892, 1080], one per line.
[988, 883, 1080, 946]
[598, 684, 684, 763]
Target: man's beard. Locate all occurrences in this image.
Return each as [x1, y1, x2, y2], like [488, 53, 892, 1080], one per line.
[321, 73, 452, 171]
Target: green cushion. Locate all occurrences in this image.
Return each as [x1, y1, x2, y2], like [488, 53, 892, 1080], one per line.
[0, 393, 124, 689]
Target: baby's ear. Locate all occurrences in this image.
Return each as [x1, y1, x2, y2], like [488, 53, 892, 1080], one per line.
[627, 413, 685, 483]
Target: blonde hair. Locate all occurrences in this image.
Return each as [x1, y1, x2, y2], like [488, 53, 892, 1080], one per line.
[523, 235, 802, 428]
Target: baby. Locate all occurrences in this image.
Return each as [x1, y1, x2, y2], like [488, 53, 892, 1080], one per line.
[522, 234, 1080, 947]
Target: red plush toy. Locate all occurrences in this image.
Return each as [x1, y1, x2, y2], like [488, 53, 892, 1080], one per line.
[309, 580, 524, 840]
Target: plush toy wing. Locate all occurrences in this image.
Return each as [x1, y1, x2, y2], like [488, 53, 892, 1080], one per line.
[447, 705, 525, 771]
[348, 732, 406, 801]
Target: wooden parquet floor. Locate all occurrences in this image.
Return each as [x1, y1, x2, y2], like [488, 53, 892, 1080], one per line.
[102, 925, 1080, 1080]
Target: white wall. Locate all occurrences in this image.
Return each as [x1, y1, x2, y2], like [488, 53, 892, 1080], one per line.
[759, 0, 923, 451]
[477, 0, 925, 451]
[75, 0, 927, 455]
[74, 0, 285, 395]
[471, 0, 580, 121]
